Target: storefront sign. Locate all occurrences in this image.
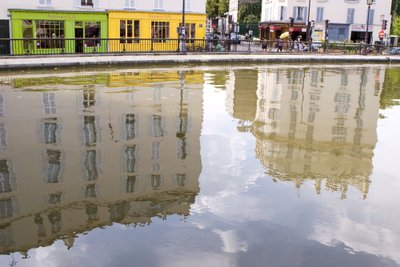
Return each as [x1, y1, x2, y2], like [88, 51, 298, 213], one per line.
[351, 24, 373, 31]
[47, 14, 77, 20]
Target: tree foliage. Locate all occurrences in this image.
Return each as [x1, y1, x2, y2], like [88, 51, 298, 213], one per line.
[238, 0, 261, 23]
[206, 0, 229, 18]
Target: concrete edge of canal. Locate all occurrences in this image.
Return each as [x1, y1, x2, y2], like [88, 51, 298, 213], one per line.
[1, 53, 400, 70]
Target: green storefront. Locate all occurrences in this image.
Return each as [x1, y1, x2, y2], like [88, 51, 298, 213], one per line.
[10, 10, 108, 55]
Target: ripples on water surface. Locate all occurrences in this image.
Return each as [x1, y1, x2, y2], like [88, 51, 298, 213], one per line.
[0, 65, 399, 267]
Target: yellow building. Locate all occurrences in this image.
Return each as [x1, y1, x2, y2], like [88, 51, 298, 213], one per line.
[108, 11, 206, 52]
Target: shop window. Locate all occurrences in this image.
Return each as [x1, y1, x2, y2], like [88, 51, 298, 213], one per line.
[119, 20, 140, 43]
[179, 23, 196, 39]
[151, 21, 169, 42]
[22, 20, 33, 50]
[85, 21, 101, 47]
[35, 20, 64, 49]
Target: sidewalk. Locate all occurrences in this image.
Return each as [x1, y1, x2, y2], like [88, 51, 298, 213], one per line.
[1, 53, 399, 70]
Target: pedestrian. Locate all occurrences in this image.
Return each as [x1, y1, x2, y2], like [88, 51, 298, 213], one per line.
[277, 38, 283, 52]
[261, 40, 267, 51]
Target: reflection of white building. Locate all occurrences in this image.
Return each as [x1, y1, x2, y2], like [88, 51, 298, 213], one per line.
[0, 71, 203, 254]
[254, 66, 384, 198]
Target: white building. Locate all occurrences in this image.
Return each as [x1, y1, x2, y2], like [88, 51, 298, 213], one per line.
[259, 0, 392, 43]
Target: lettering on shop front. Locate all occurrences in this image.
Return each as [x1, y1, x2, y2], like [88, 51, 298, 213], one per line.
[47, 14, 77, 20]
[148, 14, 172, 19]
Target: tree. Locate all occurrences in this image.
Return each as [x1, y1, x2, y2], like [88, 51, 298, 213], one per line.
[237, 0, 261, 23]
[206, 0, 229, 18]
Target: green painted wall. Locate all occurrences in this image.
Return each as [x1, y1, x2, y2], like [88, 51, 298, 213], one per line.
[10, 10, 108, 54]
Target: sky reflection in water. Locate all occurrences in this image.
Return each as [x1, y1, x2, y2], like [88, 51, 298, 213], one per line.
[0, 65, 399, 267]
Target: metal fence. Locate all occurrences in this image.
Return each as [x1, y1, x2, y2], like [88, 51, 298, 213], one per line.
[0, 38, 396, 56]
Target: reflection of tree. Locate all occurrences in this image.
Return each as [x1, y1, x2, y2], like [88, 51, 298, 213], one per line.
[381, 67, 400, 109]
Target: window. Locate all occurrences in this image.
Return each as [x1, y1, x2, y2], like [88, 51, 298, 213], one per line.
[154, 0, 164, 9]
[39, 0, 52, 6]
[151, 21, 169, 42]
[179, 23, 196, 39]
[347, 8, 355, 24]
[120, 20, 140, 43]
[316, 7, 324, 22]
[35, 20, 64, 49]
[279, 6, 286, 20]
[293, 6, 307, 22]
[81, 0, 93, 6]
[85, 22, 101, 47]
[125, 0, 134, 8]
[368, 9, 374, 25]
[185, 0, 191, 11]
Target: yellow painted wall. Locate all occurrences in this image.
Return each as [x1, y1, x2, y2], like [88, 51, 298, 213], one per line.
[108, 11, 206, 52]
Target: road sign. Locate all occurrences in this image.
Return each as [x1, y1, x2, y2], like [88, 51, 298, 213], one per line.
[379, 30, 385, 39]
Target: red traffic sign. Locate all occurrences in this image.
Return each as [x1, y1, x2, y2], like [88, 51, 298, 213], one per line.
[379, 30, 385, 39]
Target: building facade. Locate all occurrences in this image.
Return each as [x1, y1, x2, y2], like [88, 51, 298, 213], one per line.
[259, 0, 392, 44]
[0, 0, 206, 54]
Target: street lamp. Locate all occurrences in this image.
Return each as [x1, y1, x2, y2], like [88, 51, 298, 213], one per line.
[180, 0, 187, 54]
[364, 0, 373, 45]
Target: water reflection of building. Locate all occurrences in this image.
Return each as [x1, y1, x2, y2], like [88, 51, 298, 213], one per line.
[252, 67, 384, 199]
[0, 71, 202, 254]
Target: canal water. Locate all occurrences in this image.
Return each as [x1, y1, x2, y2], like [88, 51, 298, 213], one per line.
[0, 64, 399, 267]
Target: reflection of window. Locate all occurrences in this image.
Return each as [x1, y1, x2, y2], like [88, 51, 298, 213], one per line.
[0, 225, 14, 247]
[0, 123, 7, 151]
[48, 210, 61, 234]
[332, 126, 347, 136]
[43, 92, 56, 115]
[0, 198, 13, 219]
[48, 192, 61, 204]
[151, 22, 169, 42]
[119, 20, 140, 43]
[85, 184, 97, 198]
[176, 174, 186, 186]
[35, 20, 64, 49]
[83, 116, 97, 146]
[126, 176, 136, 193]
[0, 160, 11, 193]
[34, 214, 46, 238]
[125, 114, 136, 140]
[46, 149, 61, 183]
[0, 93, 4, 118]
[151, 174, 161, 189]
[177, 139, 187, 160]
[86, 204, 98, 222]
[152, 142, 160, 160]
[43, 118, 58, 144]
[151, 114, 165, 137]
[85, 22, 101, 47]
[125, 145, 137, 173]
[84, 150, 98, 181]
[177, 112, 188, 134]
[83, 87, 96, 109]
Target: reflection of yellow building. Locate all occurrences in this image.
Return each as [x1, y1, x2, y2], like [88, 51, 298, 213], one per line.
[247, 67, 383, 199]
[0, 70, 203, 254]
[108, 11, 206, 52]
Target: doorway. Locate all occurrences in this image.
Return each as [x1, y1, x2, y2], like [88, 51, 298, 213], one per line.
[75, 22, 84, 53]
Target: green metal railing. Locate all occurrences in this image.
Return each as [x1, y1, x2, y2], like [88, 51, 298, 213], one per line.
[0, 38, 395, 56]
